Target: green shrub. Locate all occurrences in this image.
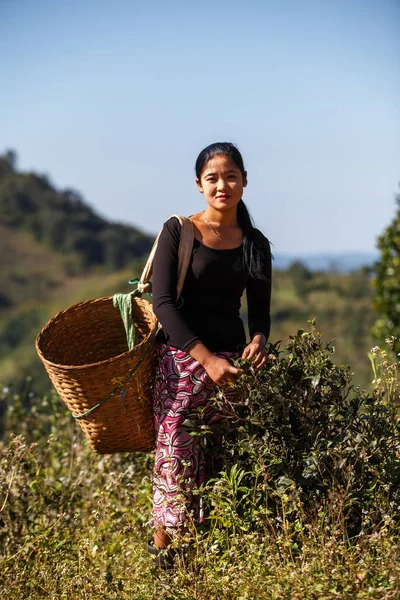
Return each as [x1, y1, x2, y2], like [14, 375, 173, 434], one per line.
[200, 323, 400, 541]
[1, 325, 400, 598]
[372, 186, 400, 351]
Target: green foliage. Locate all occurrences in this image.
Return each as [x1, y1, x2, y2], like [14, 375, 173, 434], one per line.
[1, 387, 155, 598]
[346, 266, 373, 300]
[372, 186, 400, 351]
[0, 154, 16, 179]
[3, 325, 400, 598]
[272, 267, 375, 390]
[0, 307, 46, 354]
[287, 260, 313, 298]
[201, 324, 400, 543]
[0, 150, 154, 272]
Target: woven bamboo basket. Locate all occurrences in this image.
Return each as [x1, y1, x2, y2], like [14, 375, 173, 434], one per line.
[35, 295, 158, 454]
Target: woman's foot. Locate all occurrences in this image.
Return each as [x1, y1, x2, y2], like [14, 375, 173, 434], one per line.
[147, 539, 175, 570]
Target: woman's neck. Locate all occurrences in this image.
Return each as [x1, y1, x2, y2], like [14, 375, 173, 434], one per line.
[203, 206, 239, 227]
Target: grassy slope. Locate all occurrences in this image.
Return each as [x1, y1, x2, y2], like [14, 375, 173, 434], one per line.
[0, 226, 145, 389]
[270, 269, 375, 389]
[0, 225, 65, 306]
[1, 336, 399, 599]
[1, 224, 375, 391]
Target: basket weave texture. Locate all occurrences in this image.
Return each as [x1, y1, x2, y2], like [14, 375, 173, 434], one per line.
[36, 295, 158, 454]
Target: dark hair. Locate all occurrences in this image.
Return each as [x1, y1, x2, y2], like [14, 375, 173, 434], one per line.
[195, 142, 270, 281]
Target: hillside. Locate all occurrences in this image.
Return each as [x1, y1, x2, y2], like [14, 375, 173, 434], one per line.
[0, 150, 376, 393]
[0, 151, 153, 388]
[0, 151, 154, 275]
[0, 225, 66, 309]
[270, 265, 375, 388]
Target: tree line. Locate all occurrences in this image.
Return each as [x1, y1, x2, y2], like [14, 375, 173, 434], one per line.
[0, 150, 154, 272]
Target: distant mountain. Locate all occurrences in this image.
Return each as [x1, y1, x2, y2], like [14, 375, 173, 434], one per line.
[0, 150, 154, 273]
[273, 252, 378, 273]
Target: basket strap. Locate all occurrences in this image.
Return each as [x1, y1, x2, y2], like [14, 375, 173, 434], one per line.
[137, 215, 194, 298]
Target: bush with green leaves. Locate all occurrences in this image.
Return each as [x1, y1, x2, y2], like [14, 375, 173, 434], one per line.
[200, 323, 400, 540]
[2, 324, 400, 598]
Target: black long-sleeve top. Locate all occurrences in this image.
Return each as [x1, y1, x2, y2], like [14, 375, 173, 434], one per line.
[152, 217, 272, 353]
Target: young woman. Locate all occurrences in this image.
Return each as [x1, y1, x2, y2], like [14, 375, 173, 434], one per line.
[150, 142, 272, 557]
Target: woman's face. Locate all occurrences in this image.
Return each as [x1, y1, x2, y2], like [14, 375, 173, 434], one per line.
[196, 155, 247, 212]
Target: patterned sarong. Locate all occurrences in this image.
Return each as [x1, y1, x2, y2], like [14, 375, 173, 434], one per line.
[152, 344, 238, 535]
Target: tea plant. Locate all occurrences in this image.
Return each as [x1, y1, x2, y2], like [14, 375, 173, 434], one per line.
[201, 324, 400, 542]
[1, 324, 400, 599]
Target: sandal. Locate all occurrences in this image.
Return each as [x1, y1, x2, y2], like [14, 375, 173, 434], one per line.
[147, 540, 175, 570]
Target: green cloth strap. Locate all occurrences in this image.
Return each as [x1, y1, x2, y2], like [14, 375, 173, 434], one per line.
[113, 291, 138, 351]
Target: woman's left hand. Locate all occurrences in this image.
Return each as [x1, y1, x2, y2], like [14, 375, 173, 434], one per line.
[241, 333, 267, 369]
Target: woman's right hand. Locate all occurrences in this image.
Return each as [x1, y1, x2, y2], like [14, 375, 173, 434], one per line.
[188, 341, 242, 387]
[203, 355, 243, 387]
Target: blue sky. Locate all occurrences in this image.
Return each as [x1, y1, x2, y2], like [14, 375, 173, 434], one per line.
[1, 0, 399, 253]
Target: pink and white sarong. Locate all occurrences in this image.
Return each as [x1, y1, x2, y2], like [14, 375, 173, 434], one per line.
[152, 344, 238, 535]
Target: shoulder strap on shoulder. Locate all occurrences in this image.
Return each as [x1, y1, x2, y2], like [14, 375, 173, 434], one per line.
[138, 215, 194, 297]
[173, 215, 194, 298]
